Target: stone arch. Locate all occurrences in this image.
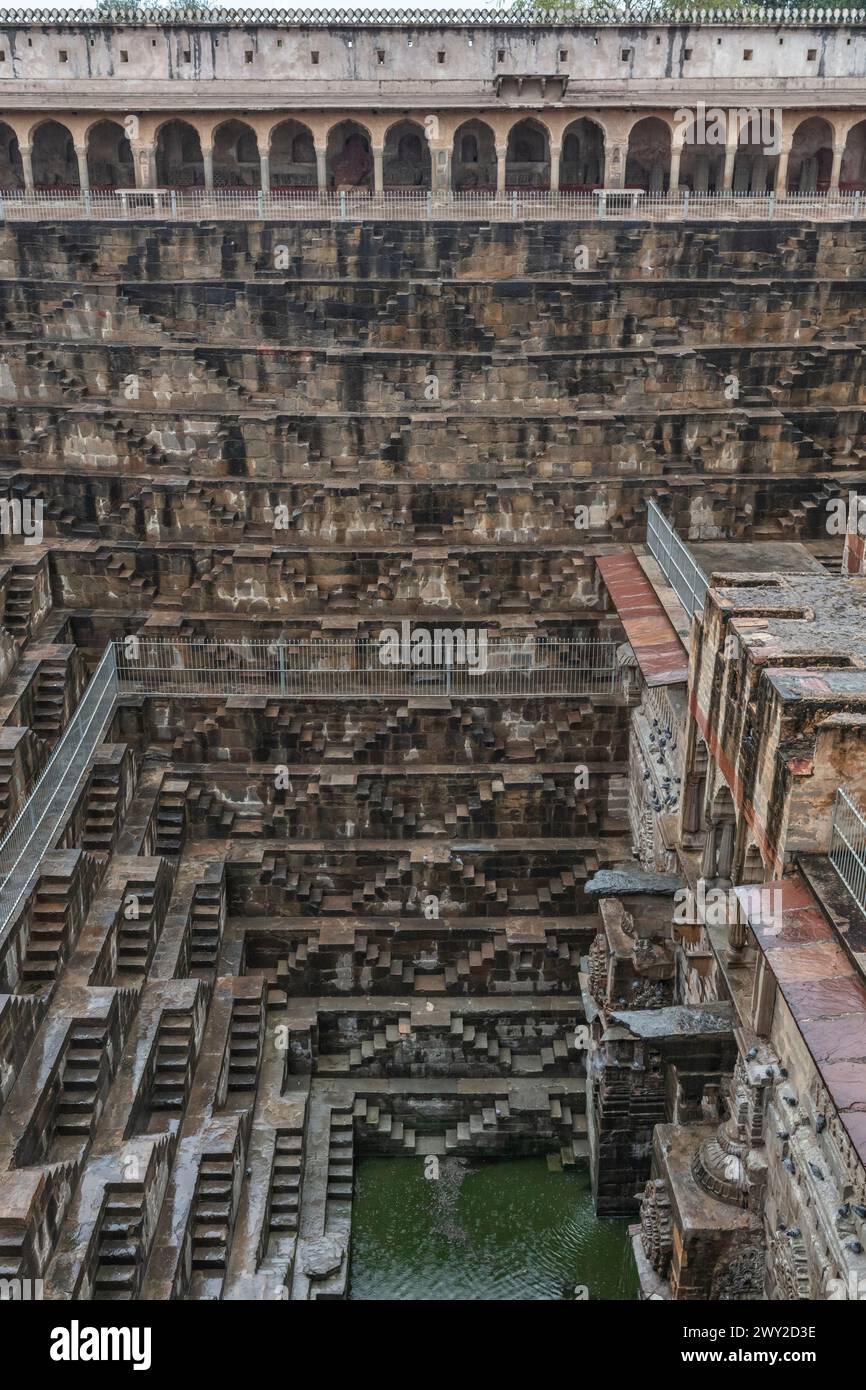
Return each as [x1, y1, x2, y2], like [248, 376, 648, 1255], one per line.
[451, 118, 496, 191]
[625, 117, 671, 193]
[382, 119, 431, 189]
[787, 116, 834, 193]
[212, 119, 260, 188]
[326, 120, 372, 190]
[269, 119, 317, 188]
[841, 118, 866, 190]
[505, 117, 550, 190]
[155, 119, 204, 188]
[560, 117, 604, 190]
[0, 122, 24, 189]
[86, 119, 135, 190]
[31, 119, 78, 189]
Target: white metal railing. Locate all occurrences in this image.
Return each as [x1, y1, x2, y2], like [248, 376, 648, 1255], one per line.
[829, 788, 866, 918]
[0, 643, 117, 934]
[646, 499, 708, 621]
[0, 188, 864, 224]
[114, 636, 620, 699]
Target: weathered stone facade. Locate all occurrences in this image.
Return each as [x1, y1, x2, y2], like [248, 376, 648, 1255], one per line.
[1, 9, 866, 1305]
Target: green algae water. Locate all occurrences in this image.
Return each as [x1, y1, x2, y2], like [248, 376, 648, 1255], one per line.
[348, 1155, 638, 1301]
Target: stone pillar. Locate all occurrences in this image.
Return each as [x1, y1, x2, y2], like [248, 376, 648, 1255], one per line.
[716, 820, 735, 885]
[550, 144, 561, 193]
[775, 143, 791, 196]
[75, 145, 89, 193]
[750, 954, 776, 1036]
[722, 139, 738, 190]
[259, 149, 270, 193]
[830, 142, 845, 193]
[132, 141, 155, 188]
[316, 148, 327, 191]
[669, 143, 682, 191]
[495, 143, 507, 194]
[20, 144, 33, 191]
[372, 145, 384, 193]
[605, 141, 627, 189]
[699, 824, 718, 880]
[431, 145, 451, 192]
[202, 144, 214, 191]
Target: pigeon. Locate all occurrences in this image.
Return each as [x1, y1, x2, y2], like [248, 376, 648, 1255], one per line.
[787, 1227, 801, 1239]
[783, 1157, 796, 1176]
[777, 1131, 790, 1141]
[815, 1115, 827, 1134]
[808, 1162, 825, 1181]
[838, 1204, 851, 1219]
[765, 1067, 775, 1079]
[848, 1240, 864, 1255]
[854, 1205, 866, 1220]
[746, 1046, 758, 1060]
[779, 1067, 789, 1078]
[784, 1095, 798, 1107]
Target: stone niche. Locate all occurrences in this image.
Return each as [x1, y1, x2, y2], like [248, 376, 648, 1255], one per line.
[588, 891, 675, 1014]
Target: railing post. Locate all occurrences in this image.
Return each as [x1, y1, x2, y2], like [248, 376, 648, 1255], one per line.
[257, 188, 264, 219]
[339, 191, 347, 220]
[170, 189, 178, 220]
[426, 189, 433, 219]
[511, 190, 518, 218]
[768, 191, 775, 220]
[856, 191, 862, 220]
[84, 189, 92, 218]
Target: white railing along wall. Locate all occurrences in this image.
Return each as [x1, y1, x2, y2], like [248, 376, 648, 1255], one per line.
[114, 636, 620, 699]
[0, 643, 117, 934]
[829, 788, 866, 919]
[646, 500, 709, 621]
[1, 189, 865, 224]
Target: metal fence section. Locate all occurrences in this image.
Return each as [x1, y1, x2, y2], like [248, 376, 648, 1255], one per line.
[1, 188, 865, 224]
[829, 788, 866, 918]
[0, 643, 118, 932]
[646, 500, 709, 621]
[114, 636, 621, 698]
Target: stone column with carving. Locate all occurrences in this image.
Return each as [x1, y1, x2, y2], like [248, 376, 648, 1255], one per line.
[496, 143, 507, 195]
[550, 143, 561, 193]
[830, 141, 845, 193]
[669, 140, 683, 192]
[132, 141, 155, 189]
[259, 148, 270, 193]
[75, 145, 89, 194]
[604, 140, 627, 190]
[722, 137, 738, 190]
[316, 147, 327, 192]
[202, 143, 214, 191]
[20, 144, 33, 192]
[775, 140, 792, 196]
